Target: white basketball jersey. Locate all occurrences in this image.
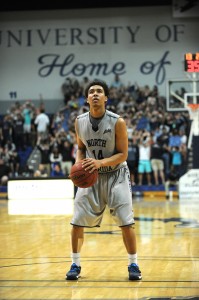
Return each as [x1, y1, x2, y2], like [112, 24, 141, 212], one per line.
[76, 110, 127, 173]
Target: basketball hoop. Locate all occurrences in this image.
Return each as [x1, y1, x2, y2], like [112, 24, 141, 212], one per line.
[187, 103, 199, 148]
[187, 103, 199, 111]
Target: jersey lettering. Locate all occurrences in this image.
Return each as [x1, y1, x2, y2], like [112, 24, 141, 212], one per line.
[86, 139, 106, 147]
[98, 166, 114, 172]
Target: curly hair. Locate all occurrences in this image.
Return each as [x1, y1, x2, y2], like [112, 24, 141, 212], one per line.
[84, 79, 109, 98]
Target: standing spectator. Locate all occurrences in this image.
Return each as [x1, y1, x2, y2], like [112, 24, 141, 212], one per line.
[36, 137, 52, 176]
[168, 129, 182, 149]
[0, 115, 13, 147]
[110, 74, 124, 89]
[127, 137, 139, 185]
[13, 113, 25, 151]
[22, 102, 32, 147]
[157, 126, 170, 146]
[59, 139, 74, 176]
[150, 141, 165, 185]
[34, 108, 50, 139]
[171, 146, 183, 177]
[138, 132, 152, 186]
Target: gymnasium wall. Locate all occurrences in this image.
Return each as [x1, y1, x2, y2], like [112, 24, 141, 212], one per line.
[0, 6, 198, 113]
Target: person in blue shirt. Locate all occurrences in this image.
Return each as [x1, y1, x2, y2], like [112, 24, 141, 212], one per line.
[50, 162, 64, 177]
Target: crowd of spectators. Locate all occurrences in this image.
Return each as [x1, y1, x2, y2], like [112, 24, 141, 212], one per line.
[0, 75, 191, 187]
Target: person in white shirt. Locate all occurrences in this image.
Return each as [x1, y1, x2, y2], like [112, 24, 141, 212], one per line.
[34, 108, 50, 139]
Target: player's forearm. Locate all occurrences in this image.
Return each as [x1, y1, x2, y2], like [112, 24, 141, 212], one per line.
[100, 152, 127, 167]
[76, 148, 86, 162]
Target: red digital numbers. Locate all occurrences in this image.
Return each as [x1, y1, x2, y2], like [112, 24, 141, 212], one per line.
[185, 53, 199, 72]
[187, 60, 199, 72]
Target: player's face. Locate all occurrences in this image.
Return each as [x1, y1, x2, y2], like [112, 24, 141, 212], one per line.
[87, 85, 108, 107]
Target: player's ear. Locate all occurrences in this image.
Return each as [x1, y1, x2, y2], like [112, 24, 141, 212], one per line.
[105, 96, 108, 102]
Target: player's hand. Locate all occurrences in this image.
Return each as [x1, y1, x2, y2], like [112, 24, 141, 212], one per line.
[82, 158, 100, 173]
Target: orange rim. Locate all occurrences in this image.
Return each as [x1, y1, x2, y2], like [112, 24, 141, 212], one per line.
[188, 104, 199, 111]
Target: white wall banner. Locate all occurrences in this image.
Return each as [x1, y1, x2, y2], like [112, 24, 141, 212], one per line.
[0, 6, 198, 102]
[179, 169, 199, 200]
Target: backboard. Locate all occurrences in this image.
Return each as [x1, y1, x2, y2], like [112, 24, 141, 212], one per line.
[166, 78, 199, 112]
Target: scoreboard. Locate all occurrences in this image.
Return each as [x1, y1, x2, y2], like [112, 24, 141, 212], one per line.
[184, 53, 199, 72]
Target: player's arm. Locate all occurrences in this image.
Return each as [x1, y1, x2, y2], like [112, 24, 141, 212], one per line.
[100, 117, 128, 166]
[75, 118, 86, 162]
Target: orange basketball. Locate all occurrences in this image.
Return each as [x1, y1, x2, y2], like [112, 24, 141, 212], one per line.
[69, 160, 98, 188]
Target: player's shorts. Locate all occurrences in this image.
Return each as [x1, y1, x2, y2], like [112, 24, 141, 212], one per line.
[138, 160, 152, 173]
[151, 159, 164, 171]
[71, 166, 135, 228]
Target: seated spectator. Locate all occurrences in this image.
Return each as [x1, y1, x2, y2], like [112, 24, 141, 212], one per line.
[8, 150, 20, 177]
[34, 170, 42, 177]
[0, 158, 11, 186]
[49, 146, 63, 173]
[165, 167, 179, 199]
[34, 164, 48, 178]
[50, 163, 64, 177]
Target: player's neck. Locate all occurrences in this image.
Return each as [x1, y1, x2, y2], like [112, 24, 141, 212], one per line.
[90, 107, 106, 119]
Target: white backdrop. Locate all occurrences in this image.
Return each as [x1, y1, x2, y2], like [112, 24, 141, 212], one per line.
[0, 6, 198, 102]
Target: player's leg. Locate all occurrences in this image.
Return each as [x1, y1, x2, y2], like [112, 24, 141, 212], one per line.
[66, 225, 84, 280]
[121, 225, 136, 254]
[121, 226, 142, 280]
[71, 225, 84, 252]
[109, 168, 142, 280]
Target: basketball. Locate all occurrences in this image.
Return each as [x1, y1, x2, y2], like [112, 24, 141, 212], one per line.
[69, 160, 98, 188]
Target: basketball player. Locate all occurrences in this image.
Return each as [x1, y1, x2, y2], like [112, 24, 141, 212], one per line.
[66, 79, 142, 281]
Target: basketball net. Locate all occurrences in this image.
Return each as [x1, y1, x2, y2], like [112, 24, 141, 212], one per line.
[187, 103, 199, 149]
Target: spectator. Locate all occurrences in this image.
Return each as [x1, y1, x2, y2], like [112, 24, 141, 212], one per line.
[59, 139, 74, 176]
[36, 137, 52, 176]
[49, 146, 63, 174]
[13, 113, 25, 151]
[34, 108, 50, 139]
[170, 146, 183, 177]
[150, 141, 165, 185]
[110, 74, 124, 89]
[165, 167, 179, 199]
[22, 102, 33, 146]
[168, 129, 182, 149]
[34, 164, 48, 177]
[127, 137, 139, 185]
[138, 132, 152, 185]
[0, 115, 13, 147]
[0, 158, 11, 186]
[50, 162, 64, 177]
